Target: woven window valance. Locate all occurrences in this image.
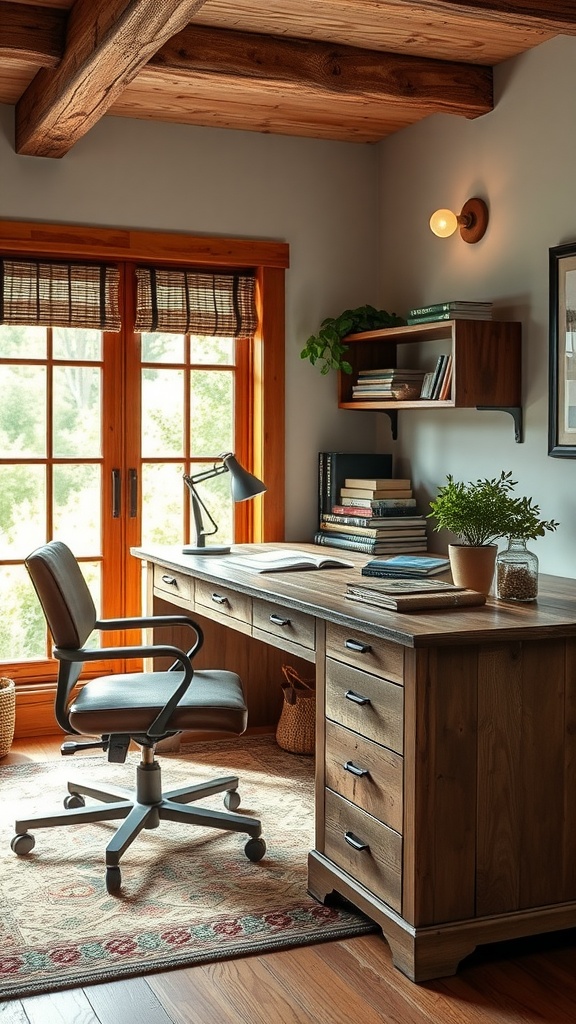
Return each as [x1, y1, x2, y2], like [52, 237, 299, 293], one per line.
[134, 268, 258, 338]
[0, 259, 121, 331]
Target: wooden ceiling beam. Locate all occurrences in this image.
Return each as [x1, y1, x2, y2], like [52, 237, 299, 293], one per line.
[149, 24, 493, 121]
[417, 1, 576, 33]
[0, 1, 66, 66]
[15, 0, 210, 159]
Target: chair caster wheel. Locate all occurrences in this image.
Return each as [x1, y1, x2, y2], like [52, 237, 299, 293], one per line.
[244, 836, 266, 862]
[64, 793, 85, 809]
[11, 832, 35, 855]
[224, 789, 241, 811]
[106, 866, 122, 894]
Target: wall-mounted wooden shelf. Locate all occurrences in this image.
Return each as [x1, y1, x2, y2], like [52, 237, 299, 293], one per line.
[338, 319, 523, 441]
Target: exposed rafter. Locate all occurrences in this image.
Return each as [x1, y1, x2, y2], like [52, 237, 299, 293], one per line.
[15, 0, 210, 158]
[1, 0, 575, 155]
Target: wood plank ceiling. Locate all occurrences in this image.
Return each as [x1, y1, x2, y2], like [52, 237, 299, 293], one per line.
[0, 0, 574, 158]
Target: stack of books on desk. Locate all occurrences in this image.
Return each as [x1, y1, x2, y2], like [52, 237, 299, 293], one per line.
[345, 576, 486, 612]
[314, 477, 428, 555]
[407, 300, 493, 325]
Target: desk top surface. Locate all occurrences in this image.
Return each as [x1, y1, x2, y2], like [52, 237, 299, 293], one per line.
[132, 542, 576, 649]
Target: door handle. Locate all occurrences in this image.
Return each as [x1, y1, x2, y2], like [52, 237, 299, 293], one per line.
[128, 469, 138, 518]
[112, 469, 121, 518]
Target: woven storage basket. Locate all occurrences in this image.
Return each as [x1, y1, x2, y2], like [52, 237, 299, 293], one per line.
[0, 677, 15, 758]
[275, 665, 315, 756]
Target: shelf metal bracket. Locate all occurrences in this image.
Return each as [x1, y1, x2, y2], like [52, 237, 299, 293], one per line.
[380, 409, 398, 440]
[476, 406, 523, 443]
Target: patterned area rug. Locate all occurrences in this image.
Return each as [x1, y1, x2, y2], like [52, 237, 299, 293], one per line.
[0, 736, 375, 1000]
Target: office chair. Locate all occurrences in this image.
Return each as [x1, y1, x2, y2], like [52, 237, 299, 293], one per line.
[11, 540, 266, 894]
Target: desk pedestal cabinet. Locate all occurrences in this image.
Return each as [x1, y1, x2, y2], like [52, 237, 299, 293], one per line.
[135, 545, 576, 983]
[309, 623, 576, 982]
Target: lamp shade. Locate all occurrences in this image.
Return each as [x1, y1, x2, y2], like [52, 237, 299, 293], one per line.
[222, 453, 267, 502]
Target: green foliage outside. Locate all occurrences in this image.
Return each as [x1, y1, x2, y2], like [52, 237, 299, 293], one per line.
[0, 325, 236, 662]
[300, 304, 406, 375]
[428, 471, 559, 547]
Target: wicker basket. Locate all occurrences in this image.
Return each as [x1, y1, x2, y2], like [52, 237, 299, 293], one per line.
[275, 665, 315, 756]
[0, 677, 15, 758]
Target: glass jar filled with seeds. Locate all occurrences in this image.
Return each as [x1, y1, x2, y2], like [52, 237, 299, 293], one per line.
[496, 538, 539, 602]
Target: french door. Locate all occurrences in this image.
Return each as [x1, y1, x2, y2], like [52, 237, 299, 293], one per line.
[0, 220, 286, 716]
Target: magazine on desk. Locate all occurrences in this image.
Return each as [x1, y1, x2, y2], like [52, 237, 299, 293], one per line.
[226, 548, 354, 572]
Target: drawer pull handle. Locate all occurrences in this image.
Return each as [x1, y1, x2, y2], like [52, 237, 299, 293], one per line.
[344, 831, 370, 852]
[269, 613, 290, 627]
[345, 689, 371, 707]
[211, 593, 229, 606]
[345, 639, 372, 654]
[344, 760, 370, 778]
[161, 575, 177, 586]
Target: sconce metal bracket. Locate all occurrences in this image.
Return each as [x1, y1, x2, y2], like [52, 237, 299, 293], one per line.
[476, 406, 523, 443]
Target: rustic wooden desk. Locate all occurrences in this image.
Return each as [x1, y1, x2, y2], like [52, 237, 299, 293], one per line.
[132, 542, 576, 982]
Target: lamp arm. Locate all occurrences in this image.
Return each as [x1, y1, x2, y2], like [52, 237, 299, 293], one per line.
[185, 463, 228, 486]
[183, 477, 219, 546]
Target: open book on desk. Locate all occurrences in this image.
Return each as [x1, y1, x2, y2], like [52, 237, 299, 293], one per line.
[226, 548, 354, 573]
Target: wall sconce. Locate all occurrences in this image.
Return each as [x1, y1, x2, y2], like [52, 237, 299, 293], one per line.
[182, 452, 266, 555]
[429, 198, 489, 244]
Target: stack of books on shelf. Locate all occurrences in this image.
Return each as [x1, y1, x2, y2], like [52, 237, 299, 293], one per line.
[351, 367, 426, 401]
[313, 477, 428, 555]
[407, 300, 493, 325]
[420, 353, 453, 400]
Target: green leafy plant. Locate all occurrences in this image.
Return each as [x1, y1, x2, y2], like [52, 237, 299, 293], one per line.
[300, 304, 405, 375]
[428, 471, 559, 547]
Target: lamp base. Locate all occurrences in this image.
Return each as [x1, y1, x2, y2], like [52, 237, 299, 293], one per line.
[181, 544, 231, 556]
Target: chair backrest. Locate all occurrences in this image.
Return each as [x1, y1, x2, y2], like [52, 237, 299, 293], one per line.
[25, 541, 98, 650]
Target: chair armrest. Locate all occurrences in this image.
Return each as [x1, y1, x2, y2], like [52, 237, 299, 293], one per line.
[55, 644, 191, 664]
[96, 615, 201, 631]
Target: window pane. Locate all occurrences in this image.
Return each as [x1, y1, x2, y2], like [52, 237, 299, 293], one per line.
[191, 335, 234, 365]
[53, 464, 101, 556]
[0, 465, 45, 558]
[141, 332, 183, 363]
[141, 463, 184, 545]
[142, 368, 184, 457]
[187, 463, 233, 547]
[190, 370, 233, 456]
[0, 564, 47, 660]
[52, 327, 102, 361]
[53, 366, 101, 457]
[0, 324, 46, 359]
[0, 365, 46, 456]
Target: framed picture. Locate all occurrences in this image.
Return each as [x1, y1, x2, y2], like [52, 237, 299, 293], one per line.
[549, 241, 576, 457]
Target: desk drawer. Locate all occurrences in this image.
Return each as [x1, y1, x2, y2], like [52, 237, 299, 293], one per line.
[326, 659, 403, 754]
[253, 598, 315, 652]
[153, 565, 193, 603]
[195, 578, 252, 627]
[325, 720, 403, 834]
[326, 622, 404, 684]
[324, 789, 402, 913]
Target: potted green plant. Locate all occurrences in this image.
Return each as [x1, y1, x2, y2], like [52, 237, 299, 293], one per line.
[428, 471, 558, 594]
[300, 304, 405, 375]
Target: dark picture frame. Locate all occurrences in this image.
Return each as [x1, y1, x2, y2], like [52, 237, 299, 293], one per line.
[549, 241, 576, 457]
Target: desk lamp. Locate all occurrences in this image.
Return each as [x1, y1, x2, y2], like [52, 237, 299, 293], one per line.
[182, 452, 266, 555]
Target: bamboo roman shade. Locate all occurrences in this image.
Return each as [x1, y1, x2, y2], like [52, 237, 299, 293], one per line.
[0, 259, 121, 330]
[134, 268, 258, 337]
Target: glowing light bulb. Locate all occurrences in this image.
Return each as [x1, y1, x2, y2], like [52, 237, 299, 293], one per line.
[429, 209, 458, 238]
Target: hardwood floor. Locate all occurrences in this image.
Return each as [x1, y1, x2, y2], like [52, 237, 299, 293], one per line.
[2, 737, 576, 1023]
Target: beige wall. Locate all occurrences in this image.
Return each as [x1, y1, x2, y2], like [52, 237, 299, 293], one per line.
[0, 105, 382, 542]
[377, 34, 576, 576]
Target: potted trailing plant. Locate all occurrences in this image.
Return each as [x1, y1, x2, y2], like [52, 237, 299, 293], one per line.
[300, 304, 405, 375]
[428, 471, 558, 594]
